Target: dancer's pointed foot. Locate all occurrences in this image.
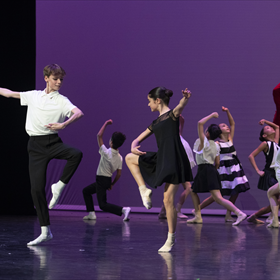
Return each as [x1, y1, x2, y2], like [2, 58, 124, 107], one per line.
[187, 216, 203, 224]
[247, 214, 264, 224]
[122, 207, 131, 221]
[177, 212, 188, 219]
[158, 233, 176, 252]
[83, 212, 96, 220]
[232, 211, 247, 226]
[27, 233, 53, 246]
[49, 183, 65, 209]
[140, 189, 152, 209]
[267, 218, 279, 228]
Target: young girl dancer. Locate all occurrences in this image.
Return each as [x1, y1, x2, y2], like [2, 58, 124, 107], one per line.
[197, 107, 250, 222]
[187, 112, 247, 226]
[267, 148, 280, 228]
[125, 87, 193, 252]
[158, 115, 196, 219]
[247, 120, 280, 224]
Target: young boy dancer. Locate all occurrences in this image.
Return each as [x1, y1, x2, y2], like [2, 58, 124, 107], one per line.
[0, 64, 84, 245]
[82, 119, 131, 221]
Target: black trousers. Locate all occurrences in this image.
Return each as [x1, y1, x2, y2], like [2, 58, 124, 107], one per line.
[82, 175, 123, 216]
[28, 134, 83, 226]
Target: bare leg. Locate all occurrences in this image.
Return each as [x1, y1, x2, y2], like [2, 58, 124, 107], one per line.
[267, 183, 280, 228]
[225, 194, 239, 222]
[200, 195, 215, 210]
[210, 190, 246, 226]
[125, 153, 152, 209]
[158, 183, 179, 252]
[176, 182, 191, 219]
[187, 191, 203, 224]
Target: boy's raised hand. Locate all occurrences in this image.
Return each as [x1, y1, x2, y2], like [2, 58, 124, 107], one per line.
[106, 119, 113, 125]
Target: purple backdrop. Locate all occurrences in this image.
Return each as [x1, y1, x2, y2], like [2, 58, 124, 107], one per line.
[36, 0, 280, 212]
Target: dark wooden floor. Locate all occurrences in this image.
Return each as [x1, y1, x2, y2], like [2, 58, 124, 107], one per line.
[0, 211, 279, 280]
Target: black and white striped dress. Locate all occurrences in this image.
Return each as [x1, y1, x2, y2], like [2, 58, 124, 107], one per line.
[218, 140, 250, 196]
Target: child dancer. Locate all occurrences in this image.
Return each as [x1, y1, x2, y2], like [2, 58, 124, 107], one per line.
[187, 112, 247, 226]
[158, 115, 196, 219]
[247, 120, 279, 224]
[82, 120, 131, 221]
[267, 148, 280, 228]
[125, 87, 193, 252]
[197, 107, 250, 222]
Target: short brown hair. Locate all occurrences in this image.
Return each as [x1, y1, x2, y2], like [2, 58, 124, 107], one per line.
[43, 64, 66, 78]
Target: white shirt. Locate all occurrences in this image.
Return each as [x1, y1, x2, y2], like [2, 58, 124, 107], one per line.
[96, 144, 123, 177]
[20, 89, 76, 136]
[193, 136, 220, 165]
[267, 141, 279, 168]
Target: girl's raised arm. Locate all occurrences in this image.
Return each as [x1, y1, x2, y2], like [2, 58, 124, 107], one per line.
[197, 112, 219, 151]
[248, 142, 268, 177]
[173, 88, 191, 118]
[131, 128, 152, 156]
[222, 106, 235, 141]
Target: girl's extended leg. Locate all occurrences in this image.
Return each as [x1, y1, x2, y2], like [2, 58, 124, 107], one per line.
[187, 191, 203, 224]
[225, 194, 239, 222]
[176, 182, 191, 219]
[267, 183, 280, 228]
[125, 153, 152, 209]
[158, 183, 179, 252]
[210, 190, 247, 226]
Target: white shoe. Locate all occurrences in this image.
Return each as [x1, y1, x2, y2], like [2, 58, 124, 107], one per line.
[232, 212, 247, 226]
[177, 212, 188, 219]
[27, 233, 53, 246]
[49, 184, 63, 209]
[83, 213, 96, 220]
[266, 214, 273, 224]
[123, 207, 131, 221]
[141, 189, 152, 209]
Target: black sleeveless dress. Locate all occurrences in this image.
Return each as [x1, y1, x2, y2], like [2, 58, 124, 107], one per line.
[138, 110, 193, 188]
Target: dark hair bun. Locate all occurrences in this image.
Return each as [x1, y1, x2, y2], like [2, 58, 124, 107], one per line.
[165, 89, 173, 98]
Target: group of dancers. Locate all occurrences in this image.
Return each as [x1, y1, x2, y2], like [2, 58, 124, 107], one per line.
[1, 63, 280, 253]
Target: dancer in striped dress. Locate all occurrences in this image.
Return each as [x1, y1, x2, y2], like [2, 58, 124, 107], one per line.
[197, 107, 250, 222]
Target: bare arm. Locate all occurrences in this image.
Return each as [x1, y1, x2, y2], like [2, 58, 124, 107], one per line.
[222, 106, 235, 141]
[197, 112, 219, 151]
[0, 87, 20, 99]
[45, 107, 84, 131]
[97, 119, 113, 148]
[248, 141, 268, 176]
[214, 155, 220, 169]
[131, 128, 153, 156]
[173, 88, 191, 118]
[259, 119, 279, 143]
[109, 169, 122, 190]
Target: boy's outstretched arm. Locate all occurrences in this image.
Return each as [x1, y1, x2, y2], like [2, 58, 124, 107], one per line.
[97, 119, 113, 148]
[0, 87, 20, 99]
[109, 169, 122, 190]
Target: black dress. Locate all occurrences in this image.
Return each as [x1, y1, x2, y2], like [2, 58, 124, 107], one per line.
[138, 110, 193, 188]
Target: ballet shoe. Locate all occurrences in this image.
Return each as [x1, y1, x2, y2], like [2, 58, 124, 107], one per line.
[232, 211, 247, 226]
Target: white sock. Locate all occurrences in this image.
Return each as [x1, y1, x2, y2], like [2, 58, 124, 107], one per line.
[122, 207, 131, 221]
[139, 185, 152, 209]
[158, 232, 176, 252]
[27, 226, 53, 246]
[49, 181, 66, 209]
[83, 211, 96, 220]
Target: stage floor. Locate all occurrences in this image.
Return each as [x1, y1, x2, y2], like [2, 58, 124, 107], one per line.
[0, 211, 279, 280]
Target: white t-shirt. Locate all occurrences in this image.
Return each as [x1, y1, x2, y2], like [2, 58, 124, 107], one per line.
[193, 136, 220, 165]
[96, 144, 123, 177]
[20, 89, 76, 136]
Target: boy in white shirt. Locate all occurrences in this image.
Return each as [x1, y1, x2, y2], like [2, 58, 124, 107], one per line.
[0, 64, 84, 245]
[82, 119, 131, 221]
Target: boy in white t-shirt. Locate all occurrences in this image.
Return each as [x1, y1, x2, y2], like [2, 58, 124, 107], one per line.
[82, 119, 131, 221]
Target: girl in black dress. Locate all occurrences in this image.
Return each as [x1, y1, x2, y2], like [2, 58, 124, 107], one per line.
[125, 87, 193, 252]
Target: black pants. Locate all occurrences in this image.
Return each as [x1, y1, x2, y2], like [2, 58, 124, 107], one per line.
[82, 175, 123, 216]
[28, 134, 83, 226]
